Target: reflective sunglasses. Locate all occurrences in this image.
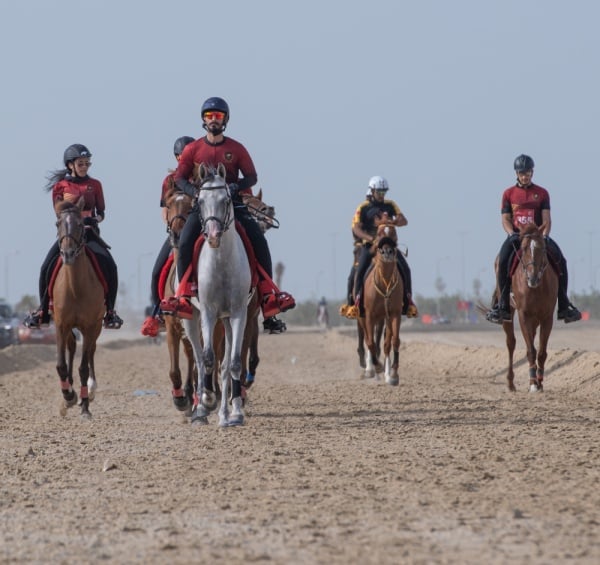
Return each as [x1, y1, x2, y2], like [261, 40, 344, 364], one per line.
[203, 111, 226, 121]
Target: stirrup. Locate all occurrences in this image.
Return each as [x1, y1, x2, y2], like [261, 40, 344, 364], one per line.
[104, 311, 123, 329]
[406, 304, 419, 318]
[485, 307, 511, 325]
[277, 292, 296, 312]
[141, 316, 160, 337]
[558, 304, 582, 324]
[261, 294, 281, 319]
[23, 310, 50, 329]
[340, 304, 358, 320]
[160, 297, 193, 319]
[263, 316, 286, 333]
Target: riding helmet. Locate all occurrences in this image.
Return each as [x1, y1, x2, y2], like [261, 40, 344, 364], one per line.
[63, 144, 92, 167]
[514, 154, 535, 173]
[173, 136, 195, 156]
[368, 175, 389, 191]
[201, 97, 230, 124]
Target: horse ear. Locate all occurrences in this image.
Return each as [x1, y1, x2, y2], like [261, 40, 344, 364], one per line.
[198, 162, 207, 181]
[217, 162, 226, 179]
[257, 188, 263, 201]
[77, 196, 85, 211]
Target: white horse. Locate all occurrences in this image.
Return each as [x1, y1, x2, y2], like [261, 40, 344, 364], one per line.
[182, 163, 251, 427]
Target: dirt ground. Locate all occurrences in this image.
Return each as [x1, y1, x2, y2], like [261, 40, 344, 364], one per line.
[0, 319, 599, 564]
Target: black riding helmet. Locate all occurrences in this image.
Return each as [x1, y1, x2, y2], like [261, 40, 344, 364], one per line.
[173, 136, 194, 156]
[201, 97, 230, 124]
[63, 144, 92, 167]
[514, 154, 535, 173]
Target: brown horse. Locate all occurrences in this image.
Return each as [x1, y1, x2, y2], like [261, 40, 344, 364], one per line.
[359, 221, 404, 385]
[162, 187, 197, 413]
[52, 199, 105, 419]
[500, 223, 558, 392]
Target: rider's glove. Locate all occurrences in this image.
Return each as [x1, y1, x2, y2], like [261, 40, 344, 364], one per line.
[228, 183, 240, 195]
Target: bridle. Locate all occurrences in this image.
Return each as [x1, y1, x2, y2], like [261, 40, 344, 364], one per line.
[197, 174, 234, 236]
[166, 192, 193, 247]
[57, 209, 85, 263]
[519, 232, 549, 287]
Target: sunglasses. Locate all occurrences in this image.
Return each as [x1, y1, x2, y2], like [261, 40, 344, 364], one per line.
[74, 161, 91, 167]
[203, 111, 226, 121]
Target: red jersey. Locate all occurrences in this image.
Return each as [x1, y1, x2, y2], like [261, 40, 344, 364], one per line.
[501, 183, 550, 232]
[174, 136, 257, 195]
[52, 176, 105, 218]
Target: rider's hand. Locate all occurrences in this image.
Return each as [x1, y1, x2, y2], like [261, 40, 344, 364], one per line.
[228, 183, 240, 195]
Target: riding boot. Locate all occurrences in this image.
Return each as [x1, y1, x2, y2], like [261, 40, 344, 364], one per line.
[340, 265, 359, 319]
[486, 284, 512, 324]
[556, 276, 581, 323]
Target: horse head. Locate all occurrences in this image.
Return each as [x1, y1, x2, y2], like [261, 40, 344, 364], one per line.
[196, 162, 232, 248]
[519, 223, 549, 288]
[373, 215, 398, 263]
[242, 188, 278, 233]
[55, 198, 85, 265]
[165, 186, 194, 248]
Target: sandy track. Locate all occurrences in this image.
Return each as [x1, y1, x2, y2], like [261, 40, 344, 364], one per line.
[0, 323, 598, 564]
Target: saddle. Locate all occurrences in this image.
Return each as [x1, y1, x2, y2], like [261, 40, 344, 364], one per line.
[48, 247, 109, 310]
[170, 220, 260, 299]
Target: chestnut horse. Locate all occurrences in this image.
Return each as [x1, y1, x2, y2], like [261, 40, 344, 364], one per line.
[52, 199, 105, 419]
[359, 221, 403, 385]
[500, 223, 558, 392]
[162, 187, 196, 413]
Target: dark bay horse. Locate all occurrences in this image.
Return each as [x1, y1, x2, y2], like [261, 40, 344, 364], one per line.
[359, 221, 403, 385]
[162, 187, 196, 413]
[501, 223, 558, 392]
[52, 199, 105, 418]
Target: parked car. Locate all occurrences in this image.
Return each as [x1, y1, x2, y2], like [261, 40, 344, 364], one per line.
[0, 302, 19, 348]
[17, 322, 57, 345]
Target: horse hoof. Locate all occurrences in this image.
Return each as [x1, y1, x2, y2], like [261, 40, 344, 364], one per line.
[191, 416, 208, 426]
[386, 376, 399, 386]
[80, 411, 92, 421]
[202, 391, 218, 412]
[227, 416, 244, 427]
[173, 396, 190, 412]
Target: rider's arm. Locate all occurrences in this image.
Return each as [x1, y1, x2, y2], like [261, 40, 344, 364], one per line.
[352, 224, 374, 243]
[501, 212, 514, 236]
[174, 144, 198, 198]
[394, 213, 408, 227]
[541, 209, 551, 236]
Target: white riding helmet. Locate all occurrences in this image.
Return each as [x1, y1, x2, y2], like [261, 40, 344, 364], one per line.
[368, 175, 389, 191]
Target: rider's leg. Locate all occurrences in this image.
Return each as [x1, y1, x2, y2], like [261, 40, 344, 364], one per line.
[547, 238, 581, 323]
[88, 243, 123, 329]
[487, 235, 518, 323]
[24, 243, 59, 328]
[396, 251, 418, 317]
[352, 246, 373, 317]
[160, 212, 202, 318]
[142, 238, 171, 336]
[339, 263, 357, 318]
[236, 210, 295, 328]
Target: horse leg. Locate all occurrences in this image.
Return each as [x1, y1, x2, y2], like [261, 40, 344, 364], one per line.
[56, 333, 77, 417]
[217, 321, 232, 427]
[182, 335, 196, 415]
[167, 326, 188, 412]
[87, 336, 98, 402]
[78, 339, 92, 420]
[245, 317, 260, 389]
[226, 316, 246, 427]
[503, 318, 517, 392]
[520, 322, 539, 393]
[533, 317, 553, 392]
[357, 320, 366, 370]
[385, 316, 401, 386]
[364, 314, 384, 375]
[182, 313, 209, 425]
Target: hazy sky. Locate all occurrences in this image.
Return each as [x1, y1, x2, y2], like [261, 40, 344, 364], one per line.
[2, 0, 600, 310]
